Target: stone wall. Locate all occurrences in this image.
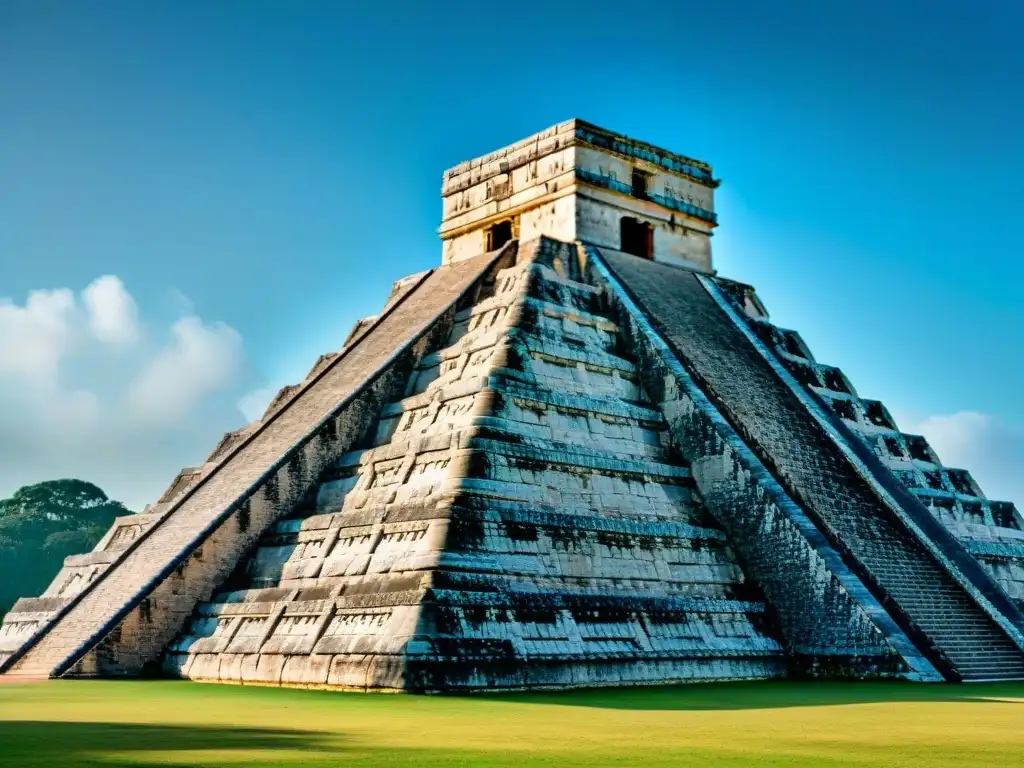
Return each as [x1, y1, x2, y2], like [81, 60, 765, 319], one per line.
[575, 194, 711, 273]
[440, 120, 716, 270]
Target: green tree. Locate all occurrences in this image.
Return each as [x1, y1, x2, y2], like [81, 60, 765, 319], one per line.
[0, 480, 131, 617]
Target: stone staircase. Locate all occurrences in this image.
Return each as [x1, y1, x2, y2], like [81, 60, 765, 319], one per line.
[867, 557, 1024, 680]
[595, 248, 1024, 682]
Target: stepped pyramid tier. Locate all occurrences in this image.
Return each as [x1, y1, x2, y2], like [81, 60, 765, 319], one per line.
[712, 280, 1024, 610]
[164, 239, 789, 690]
[3, 120, 1023, 688]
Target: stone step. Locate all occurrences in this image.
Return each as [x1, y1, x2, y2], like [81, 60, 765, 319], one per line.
[954, 656, 1024, 665]
[942, 656, 1024, 667]
[468, 415, 669, 461]
[523, 264, 604, 313]
[955, 660, 1024, 669]
[946, 658, 1024, 669]
[936, 640, 1024, 652]
[461, 437, 691, 483]
[489, 364, 643, 403]
[330, 430, 686, 484]
[957, 666, 1024, 677]
[520, 295, 619, 333]
[489, 377, 663, 423]
[513, 332, 639, 375]
[933, 626, 1020, 638]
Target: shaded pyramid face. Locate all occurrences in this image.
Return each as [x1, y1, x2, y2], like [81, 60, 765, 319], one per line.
[168, 239, 786, 691]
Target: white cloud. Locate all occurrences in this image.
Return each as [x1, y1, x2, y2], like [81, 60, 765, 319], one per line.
[82, 275, 139, 345]
[129, 317, 244, 424]
[0, 278, 251, 509]
[0, 287, 76, 383]
[908, 411, 1024, 508]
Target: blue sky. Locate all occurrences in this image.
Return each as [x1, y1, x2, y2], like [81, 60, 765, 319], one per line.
[1, 0, 1022, 508]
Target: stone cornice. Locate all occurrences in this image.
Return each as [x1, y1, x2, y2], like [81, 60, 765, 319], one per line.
[438, 183, 577, 239]
[441, 118, 719, 196]
[573, 120, 718, 188]
[575, 168, 718, 225]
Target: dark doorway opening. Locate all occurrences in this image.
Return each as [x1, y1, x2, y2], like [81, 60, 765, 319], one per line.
[631, 169, 650, 200]
[620, 217, 654, 259]
[486, 220, 513, 251]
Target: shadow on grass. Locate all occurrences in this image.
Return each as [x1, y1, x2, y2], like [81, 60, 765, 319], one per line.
[0, 721, 333, 767]
[487, 679, 1024, 711]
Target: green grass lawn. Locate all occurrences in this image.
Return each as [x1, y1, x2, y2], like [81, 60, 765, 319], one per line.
[1, 679, 1023, 767]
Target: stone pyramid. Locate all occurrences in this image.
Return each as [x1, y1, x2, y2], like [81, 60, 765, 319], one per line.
[3, 120, 1024, 690]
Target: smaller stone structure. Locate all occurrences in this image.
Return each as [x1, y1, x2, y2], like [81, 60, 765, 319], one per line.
[440, 120, 715, 271]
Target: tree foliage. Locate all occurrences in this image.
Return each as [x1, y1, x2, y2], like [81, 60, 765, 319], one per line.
[0, 480, 130, 618]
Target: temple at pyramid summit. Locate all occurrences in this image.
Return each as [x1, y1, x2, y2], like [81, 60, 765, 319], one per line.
[4, 119, 1024, 690]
